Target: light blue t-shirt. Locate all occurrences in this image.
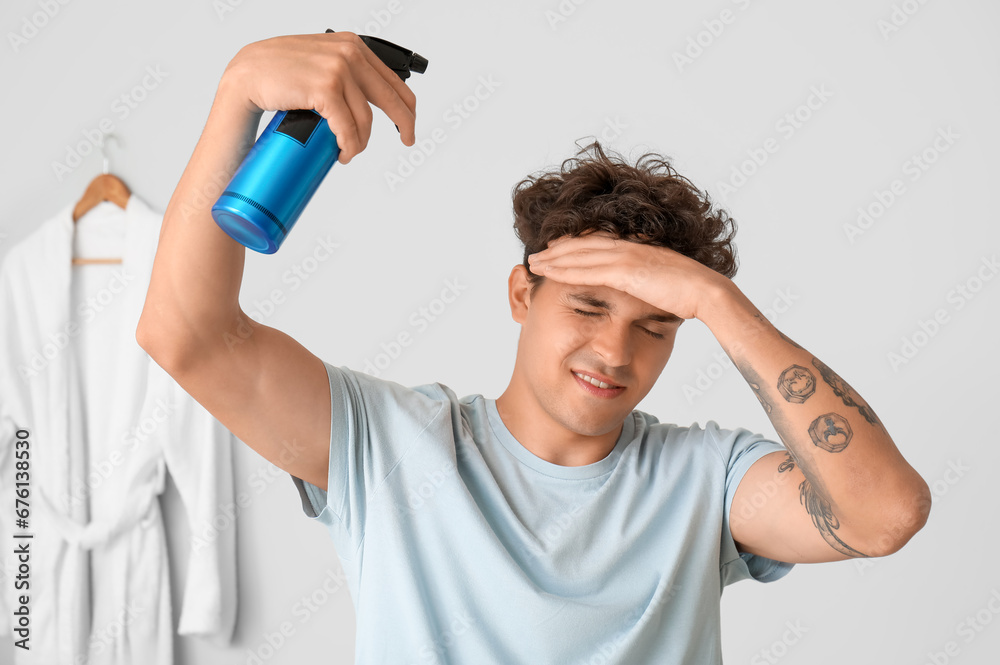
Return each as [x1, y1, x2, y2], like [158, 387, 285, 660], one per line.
[291, 361, 794, 664]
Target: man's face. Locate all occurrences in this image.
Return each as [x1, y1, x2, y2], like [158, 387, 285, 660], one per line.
[507, 265, 684, 437]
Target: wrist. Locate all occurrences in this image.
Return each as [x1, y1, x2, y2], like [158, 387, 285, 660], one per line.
[216, 57, 263, 118]
[206, 75, 264, 153]
[697, 279, 776, 361]
[695, 274, 743, 326]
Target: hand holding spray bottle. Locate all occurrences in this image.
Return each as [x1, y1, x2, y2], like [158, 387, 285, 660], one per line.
[212, 29, 428, 254]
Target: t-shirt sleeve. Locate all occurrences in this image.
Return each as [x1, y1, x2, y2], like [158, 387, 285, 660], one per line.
[289, 361, 446, 557]
[708, 420, 796, 587]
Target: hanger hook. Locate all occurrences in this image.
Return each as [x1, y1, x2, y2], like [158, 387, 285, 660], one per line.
[100, 134, 121, 175]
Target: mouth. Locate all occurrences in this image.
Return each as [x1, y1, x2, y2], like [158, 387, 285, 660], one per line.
[571, 369, 626, 398]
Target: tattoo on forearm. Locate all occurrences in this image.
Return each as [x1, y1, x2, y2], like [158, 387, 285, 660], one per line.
[779, 450, 868, 557]
[799, 476, 869, 558]
[811, 357, 883, 428]
[733, 331, 878, 560]
[777, 365, 816, 403]
[808, 412, 853, 452]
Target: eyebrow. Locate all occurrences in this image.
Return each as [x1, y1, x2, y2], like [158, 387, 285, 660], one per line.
[566, 292, 683, 324]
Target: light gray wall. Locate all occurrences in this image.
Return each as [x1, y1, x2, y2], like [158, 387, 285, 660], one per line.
[2, 0, 998, 663]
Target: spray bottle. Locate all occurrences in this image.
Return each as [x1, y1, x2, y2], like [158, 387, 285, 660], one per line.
[212, 29, 428, 254]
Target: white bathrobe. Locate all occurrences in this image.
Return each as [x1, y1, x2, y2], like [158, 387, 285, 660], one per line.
[0, 195, 236, 664]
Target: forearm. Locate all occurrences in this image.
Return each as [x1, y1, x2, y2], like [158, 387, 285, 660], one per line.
[136, 71, 263, 361]
[700, 281, 931, 556]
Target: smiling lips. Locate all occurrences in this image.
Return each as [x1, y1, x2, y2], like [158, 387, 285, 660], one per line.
[572, 370, 624, 390]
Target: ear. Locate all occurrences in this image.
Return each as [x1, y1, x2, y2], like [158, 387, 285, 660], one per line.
[508, 265, 532, 324]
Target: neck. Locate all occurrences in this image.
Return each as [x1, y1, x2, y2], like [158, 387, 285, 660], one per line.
[495, 373, 623, 467]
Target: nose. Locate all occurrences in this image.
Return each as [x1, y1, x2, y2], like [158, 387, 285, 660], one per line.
[588, 319, 632, 369]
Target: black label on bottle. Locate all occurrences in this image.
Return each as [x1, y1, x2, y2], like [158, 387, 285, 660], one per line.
[274, 109, 322, 145]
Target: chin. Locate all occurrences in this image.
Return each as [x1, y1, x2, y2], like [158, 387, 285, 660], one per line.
[561, 398, 626, 436]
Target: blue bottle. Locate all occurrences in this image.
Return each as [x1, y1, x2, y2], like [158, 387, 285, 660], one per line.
[212, 30, 428, 254]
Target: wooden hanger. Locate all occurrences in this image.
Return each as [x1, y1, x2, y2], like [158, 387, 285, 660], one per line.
[72, 135, 130, 265]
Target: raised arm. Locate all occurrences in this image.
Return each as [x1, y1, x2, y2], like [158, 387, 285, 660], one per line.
[525, 230, 932, 563]
[135, 32, 416, 489]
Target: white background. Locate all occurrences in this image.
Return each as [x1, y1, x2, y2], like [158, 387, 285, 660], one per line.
[2, 0, 998, 663]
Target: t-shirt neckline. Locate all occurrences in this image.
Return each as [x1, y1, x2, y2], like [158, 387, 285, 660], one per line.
[484, 398, 635, 479]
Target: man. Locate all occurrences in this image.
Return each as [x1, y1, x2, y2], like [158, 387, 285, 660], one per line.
[137, 31, 931, 663]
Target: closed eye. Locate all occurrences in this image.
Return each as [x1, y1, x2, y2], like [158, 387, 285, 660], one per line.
[573, 309, 665, 339]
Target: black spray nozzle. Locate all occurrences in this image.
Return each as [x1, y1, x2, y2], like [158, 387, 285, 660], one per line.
[325, 29, 428, 81]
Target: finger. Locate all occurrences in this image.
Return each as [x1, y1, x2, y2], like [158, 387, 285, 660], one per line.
[539, 263, 635, 293]
[532, 234, 622, 260]
[346, 37, 418, 145]
[355, 66, 416, 146]
[532, 259, 618, 276]
[530, 263, 609, 288]
[342, 33, 417, 116]
[530, 250, 613, 269]
[542, 232, 620, 253]
[340, 74, 373, 160]
[355, 42, 417, 119]
[315, 81, 364, 164]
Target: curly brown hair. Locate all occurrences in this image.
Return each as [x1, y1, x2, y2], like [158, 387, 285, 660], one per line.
[512, 140, 739, 298]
